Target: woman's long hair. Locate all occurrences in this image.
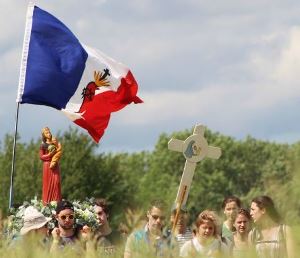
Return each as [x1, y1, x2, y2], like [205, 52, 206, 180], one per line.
[252, 195, 282, 224]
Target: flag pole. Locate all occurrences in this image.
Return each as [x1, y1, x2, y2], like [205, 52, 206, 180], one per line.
[9, 2, 34, 209]
[9, 102, 20, 209]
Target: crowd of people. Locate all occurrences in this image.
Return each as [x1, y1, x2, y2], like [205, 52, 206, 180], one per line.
[2, 195, 295, 258]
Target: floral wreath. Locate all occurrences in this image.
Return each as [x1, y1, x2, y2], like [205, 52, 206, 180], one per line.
[6, 197, 99, 237]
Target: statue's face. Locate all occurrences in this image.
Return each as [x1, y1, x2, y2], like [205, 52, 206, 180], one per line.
[43, 129, 52, 140]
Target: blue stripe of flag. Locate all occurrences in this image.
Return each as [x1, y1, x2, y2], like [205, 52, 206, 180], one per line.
[21, 6, 88, 109]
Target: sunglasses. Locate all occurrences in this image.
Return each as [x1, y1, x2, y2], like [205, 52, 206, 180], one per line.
[59, 214, 74, 220]
[150, 214, 165, 221]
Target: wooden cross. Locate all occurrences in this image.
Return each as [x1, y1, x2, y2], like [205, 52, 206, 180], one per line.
[168, 124, 222, 216]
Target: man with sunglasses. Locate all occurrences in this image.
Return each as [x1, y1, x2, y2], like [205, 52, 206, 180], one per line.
[50, 200, 82, 251]
[124, 199, 168, 258]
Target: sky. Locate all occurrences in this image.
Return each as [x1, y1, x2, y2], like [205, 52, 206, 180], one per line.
[1, 0, 300, 152]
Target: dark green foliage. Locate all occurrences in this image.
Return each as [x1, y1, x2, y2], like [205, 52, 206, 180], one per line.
[0, 126, 299, 228]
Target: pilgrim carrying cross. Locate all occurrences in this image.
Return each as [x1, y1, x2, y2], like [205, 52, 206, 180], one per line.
[168, 124, 222, 212]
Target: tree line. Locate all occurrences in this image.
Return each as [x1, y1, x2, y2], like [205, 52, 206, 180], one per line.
[0, 127, 299, 228]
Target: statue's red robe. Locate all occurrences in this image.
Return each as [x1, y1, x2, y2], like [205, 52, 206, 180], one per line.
[39, 143, 62, 205]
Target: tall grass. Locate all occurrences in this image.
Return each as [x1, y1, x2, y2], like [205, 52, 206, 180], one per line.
[0, 228, 299, 258]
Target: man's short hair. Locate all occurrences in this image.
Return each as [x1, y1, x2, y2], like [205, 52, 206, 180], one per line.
[94, 198, 109, 215]
[56, 200, 74, 215]
[148, 199, 166, 212]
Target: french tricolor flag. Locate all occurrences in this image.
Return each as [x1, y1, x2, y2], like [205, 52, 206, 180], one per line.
[17, 3, 142, 143]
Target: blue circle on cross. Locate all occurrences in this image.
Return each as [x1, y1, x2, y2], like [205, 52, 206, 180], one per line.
[183, 134, 208, 162]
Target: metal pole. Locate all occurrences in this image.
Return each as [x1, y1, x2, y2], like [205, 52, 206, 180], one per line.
[9, 102, 20, 210]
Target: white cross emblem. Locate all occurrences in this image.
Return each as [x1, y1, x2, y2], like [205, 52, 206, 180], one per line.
[168, 124, 222, 207]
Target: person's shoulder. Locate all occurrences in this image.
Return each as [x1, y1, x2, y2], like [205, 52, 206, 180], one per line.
[181, 239, 192, 248]
[179, 239, 193, 257]
[221, 234, 233, 246]
[221, 223, 234, 238]
[279, 224, 292, 239]
[130, 228, 147, 240]
[8, 234, 22, 248]
[219, 238, 231, 253]
[248, 228, 257, 243]
[280, 224, 291, 231]
[106, 229, 123, 245]
[180, 239, 193, 252]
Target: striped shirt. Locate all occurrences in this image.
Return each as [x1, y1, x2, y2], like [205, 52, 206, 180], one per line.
[175, 228, 193, 248]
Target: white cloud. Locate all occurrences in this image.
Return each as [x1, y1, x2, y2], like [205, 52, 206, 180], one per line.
[275, 27, 300, 82]
[244, 27, 300, 109]
[112, 24, 300, 144]
[2, 0, 300, 150]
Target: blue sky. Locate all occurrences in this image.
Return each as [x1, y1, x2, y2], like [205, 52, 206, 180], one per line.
[1, 0, 300, 152]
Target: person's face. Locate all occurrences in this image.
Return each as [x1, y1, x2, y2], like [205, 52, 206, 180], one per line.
[57, 209, 75, 230]
[171, 211, 188, 233]
[234, 214, 250, 235]
[33, 224, 48, 236]
[147, 206, 165, 234]
[250, 202, 265, 223]
[224, 201, 239, 221]
[95, 206, 108, 227]
[197, 220, 215, 239]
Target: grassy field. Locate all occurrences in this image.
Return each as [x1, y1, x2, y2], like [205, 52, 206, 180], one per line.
[0, 224, 299, 258]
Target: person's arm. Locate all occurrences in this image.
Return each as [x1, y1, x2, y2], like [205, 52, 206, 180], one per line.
[50, 228, 61, 253]
[124, 233, 135, 258]
[81, 226, 98, 258]
[179, 240, 191, 257]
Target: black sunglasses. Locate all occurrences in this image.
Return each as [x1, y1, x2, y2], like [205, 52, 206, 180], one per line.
[150, 214, 165, 221]
[60, 214, 74, 220]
